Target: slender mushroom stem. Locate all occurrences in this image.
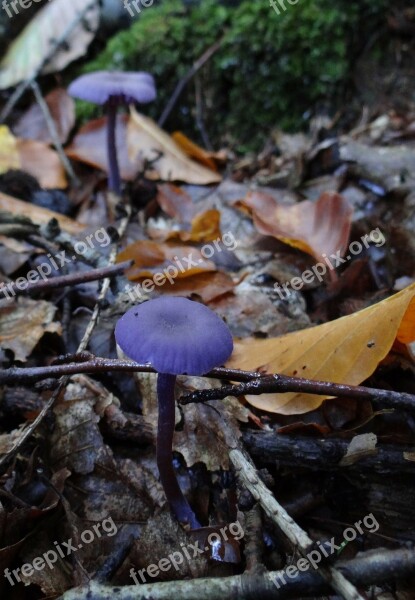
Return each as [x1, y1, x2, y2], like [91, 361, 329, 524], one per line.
[106, 100, 121, 195]
[157, 373, 201, 529]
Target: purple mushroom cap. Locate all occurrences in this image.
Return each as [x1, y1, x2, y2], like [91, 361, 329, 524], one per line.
[115, 297, 233, 375]
[68, 71, 156, 105]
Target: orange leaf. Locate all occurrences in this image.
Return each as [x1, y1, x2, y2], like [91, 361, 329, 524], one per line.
[0, 192, 85, 235]
[172, 131, 219, 171]
[228, 283, 415, 414]
[127, 108, 222, 184]
[237, 190, 353, 265]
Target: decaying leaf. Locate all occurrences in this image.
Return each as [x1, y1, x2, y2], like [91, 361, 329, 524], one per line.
[13, 88, 75, 144]
[0, 126, 20, 173]
[150, 209, 222, 243]
[127, 108, 222, 184]
[0, 297, 61, 361]
[17, 139, 67, 189]
[228, 283, 415, 414]
[0, 0, 100, 89]
[171, 131, 220, 171]
[0, 126, 67, 188]
[65, 115, 139, 181]
[117, 240, 235, 302]
[236, 190, 353, 270]
[0, 192, 85, 234]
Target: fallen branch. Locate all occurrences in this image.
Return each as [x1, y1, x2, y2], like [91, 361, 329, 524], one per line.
[59, 548, 415, 600]
[242, 430, 415, 475]
[1, 260, 132, 299]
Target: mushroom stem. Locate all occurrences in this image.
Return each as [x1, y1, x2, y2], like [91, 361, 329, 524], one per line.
[106, 101, 121, 195]
[157, 373, 201, 529]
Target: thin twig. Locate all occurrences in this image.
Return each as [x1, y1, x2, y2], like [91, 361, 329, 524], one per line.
[30, 81, 80, 186]
[0, 361, 414, 411]
[158, 37, 224, 127]
[0, 260, 132, 299]
[222, 421, 363, 600]
[180, 375, 415, 411]
[0, 205, 132, 472]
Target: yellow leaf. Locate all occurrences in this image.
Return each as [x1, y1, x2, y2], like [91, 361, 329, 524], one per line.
[127, 108, 222, 185]
[0, 126, 20, 174]
[228, 284, 415, 414]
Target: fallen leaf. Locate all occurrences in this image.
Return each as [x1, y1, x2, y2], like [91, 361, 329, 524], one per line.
[17, 139, 67, 188]
[339, 433, 378, 466]
[151, 209, 222, 243]
[172, 131, 219, 171]
[0, 0, 100, 89]
[0, 192, 85, 234]
[0, 126, 20, 173]
[0, 297, 61, 361]
[127, 107, 222, 184]
[236, 190, 353, 270]
[228, 283, 415, 414]
[13, 88, 75, 144]
[157, 184, 197, 222]
[66, 115, 138, 181]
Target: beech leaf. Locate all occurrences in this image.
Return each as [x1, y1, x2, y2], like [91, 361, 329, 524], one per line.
[228, 284, 415, 414]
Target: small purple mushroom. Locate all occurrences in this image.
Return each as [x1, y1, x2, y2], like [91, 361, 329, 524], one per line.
[115, 296, 233, 529]
[68, 71, 156, 194]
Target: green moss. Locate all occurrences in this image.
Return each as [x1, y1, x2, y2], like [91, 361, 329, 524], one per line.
[76, 0, 389, 151]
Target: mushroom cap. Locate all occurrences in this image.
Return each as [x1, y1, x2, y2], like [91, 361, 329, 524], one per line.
[68, 71, 156, 105]
[115, 297, 233, 375]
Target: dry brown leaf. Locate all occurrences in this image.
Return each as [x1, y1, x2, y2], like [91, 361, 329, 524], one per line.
[228, 284, 415, 414]
[151, 209, 222, 243]
[0, 297, 61, 361]
[66, 114, 139, 181]
[0, 192, 85, 234]
[13, 88, 75, 144]
[171, 131, 219, 171]
[0, 126, 66, 187]
[127, 107, 222, 184]
[17, 139, 67, 188]
[157, 183, 197, 222]
[236, 190, 353, 267]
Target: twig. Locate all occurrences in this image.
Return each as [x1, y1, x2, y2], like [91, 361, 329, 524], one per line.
[0, 0, 99, 122]
[222, 421, 363, 600]
[158, 37, 224, 128]
[0, 361, 414, 412]
[180, 375, 415, 411]
[1, 260, 132, 299]
[30, 81, 80, 186]
[59, 548, 415, 600]
[0, 205, 132, 472]
[243, 430, 415, 475]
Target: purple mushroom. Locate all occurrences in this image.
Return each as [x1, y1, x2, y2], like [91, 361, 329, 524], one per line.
[68, 71, 156, 195]
[115, 296, 233, 529]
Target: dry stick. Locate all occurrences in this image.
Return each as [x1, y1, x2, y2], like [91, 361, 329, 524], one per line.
[1, 260, 132, 299]
[59, 548, 415, 600]
[222, 421, 363, 600]
[30, 81, 80, 186]
[0, 0, 99, 122]
[0, 206, 132, 473]
[158, 37, 224, 127]
[180, 374, 415, 411]
[0, 361, 414, 412]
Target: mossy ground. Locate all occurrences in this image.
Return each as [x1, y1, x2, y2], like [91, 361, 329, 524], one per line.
[75, 0, 389, 152]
